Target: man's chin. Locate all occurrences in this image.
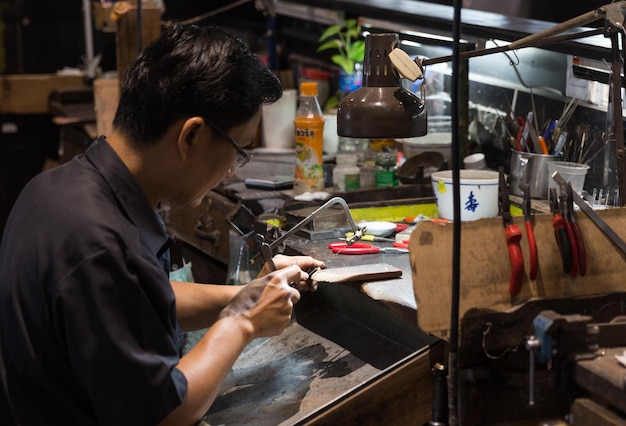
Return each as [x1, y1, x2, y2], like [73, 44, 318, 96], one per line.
[180, 198, 202, 209]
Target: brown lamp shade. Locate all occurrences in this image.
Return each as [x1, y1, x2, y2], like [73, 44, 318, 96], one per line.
[337, 33, 427, 139]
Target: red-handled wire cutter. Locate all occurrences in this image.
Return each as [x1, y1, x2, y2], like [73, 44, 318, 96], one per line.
[523, 184, 538, 280]
[328, 242, 409, 254]
[560, 190, 579, 277]
[566, 183, 586, 276]
[549, 188, 572, 274]
[499, 169, 524, 296]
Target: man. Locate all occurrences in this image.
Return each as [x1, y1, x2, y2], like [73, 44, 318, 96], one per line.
[0, 25, 324, 425]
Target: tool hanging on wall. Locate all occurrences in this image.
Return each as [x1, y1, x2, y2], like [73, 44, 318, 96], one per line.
[499, 168, 524, 296]
[523, 184, 538, 281]
[565, 184, 587, 276]
[549, 188, 573, 274]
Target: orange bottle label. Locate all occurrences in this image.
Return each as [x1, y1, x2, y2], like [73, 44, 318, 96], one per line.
[294, 116, 325, 193]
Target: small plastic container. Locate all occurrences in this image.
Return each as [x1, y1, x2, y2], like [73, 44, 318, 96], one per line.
[547, 161, 589, 203]
[375, 152, 398, 188]
[333, 154, 360, 191]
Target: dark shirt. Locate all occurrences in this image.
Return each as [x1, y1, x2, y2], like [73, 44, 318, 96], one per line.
[0, 136, 187, 425]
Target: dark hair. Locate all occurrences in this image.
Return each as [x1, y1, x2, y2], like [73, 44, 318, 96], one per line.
[112, 25, 282, 148]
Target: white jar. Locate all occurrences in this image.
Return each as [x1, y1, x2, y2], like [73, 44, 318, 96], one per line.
[333, 154, 360, 192]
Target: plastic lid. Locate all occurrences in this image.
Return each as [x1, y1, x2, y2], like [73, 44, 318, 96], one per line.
[300, 81, 318, 96]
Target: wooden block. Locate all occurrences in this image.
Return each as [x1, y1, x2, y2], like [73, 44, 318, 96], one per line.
[311, 263, 402, 283]
[0, 74, 85, 114]
[116, 6, 162, 83]
[571, 398, 626, 426]
[409, 207, 626, 339]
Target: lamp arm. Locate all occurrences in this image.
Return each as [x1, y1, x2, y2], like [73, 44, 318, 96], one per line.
[411, 2, 625, 70]
[420, 28, 603, 68]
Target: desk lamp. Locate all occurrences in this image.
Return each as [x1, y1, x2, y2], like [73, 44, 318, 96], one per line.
[337, 33, 427, 138]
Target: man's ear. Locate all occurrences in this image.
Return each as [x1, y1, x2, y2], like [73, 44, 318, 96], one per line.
[177, 117, 205, 160]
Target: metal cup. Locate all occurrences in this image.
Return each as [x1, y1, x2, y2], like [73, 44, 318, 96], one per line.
[509, 150, 562, 199]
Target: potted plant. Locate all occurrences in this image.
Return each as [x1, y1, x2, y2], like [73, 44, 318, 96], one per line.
[317, 18, 365, 75]
[317, 19, 365, 110]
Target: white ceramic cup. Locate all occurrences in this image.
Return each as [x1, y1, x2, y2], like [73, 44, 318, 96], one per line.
[261, 89, 297, 149]
[431, 169, 500, 221]
[463, 153, 486, 170]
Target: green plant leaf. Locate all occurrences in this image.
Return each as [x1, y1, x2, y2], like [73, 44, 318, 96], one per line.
[348, 40, 365, 62]
[344, 18, 358, 29]
[317, 39, 344, 53]
[318, 25, 341, 42]
[332, 55, 354, 74]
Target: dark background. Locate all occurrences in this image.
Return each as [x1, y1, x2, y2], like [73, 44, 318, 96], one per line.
[0, 0, 608, 75]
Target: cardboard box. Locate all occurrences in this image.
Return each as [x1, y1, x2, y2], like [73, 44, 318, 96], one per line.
[0, 74, 86, 114]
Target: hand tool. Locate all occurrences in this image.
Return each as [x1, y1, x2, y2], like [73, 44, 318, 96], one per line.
[521, 114, 533, 152]
[542, 119, 557, 146]
[499, 169, 524, 296]
[343, 233, 395, 242]
[558, 189, 579, 277]
[328, 242, 409, 254]
[549, 188, 572, 274]
[523, 184, 538, 280]
[250, 196, 364, 265]
[516, 116, 525, 151]
[552, 171, 626, 257]
[393, 240, 409, 249]
[566, 183, 587, 276]
[259, 235, 277, 272]
[537, 135, 549, 155]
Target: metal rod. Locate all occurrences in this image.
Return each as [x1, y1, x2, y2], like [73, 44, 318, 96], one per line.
[421, 28, 603, 68]
[82, 0, 96, 79]
[611, 30, 626, 206]
[448, 0, 462, 422]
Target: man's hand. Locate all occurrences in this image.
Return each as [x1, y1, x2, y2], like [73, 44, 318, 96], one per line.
[258, 254, 326, 291]
[219, 264, 307, 339]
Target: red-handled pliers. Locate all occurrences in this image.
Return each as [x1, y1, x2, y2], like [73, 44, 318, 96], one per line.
[328, 242, 409, 254]
[523, 184, 538, 280]
[549, 188, 572, 274]
[566, 184, 586, 276]
[560, 191, 579, 277]
[499, 169, 524, 296]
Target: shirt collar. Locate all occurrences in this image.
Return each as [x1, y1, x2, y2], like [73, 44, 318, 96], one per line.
[85, 136, 171, 258]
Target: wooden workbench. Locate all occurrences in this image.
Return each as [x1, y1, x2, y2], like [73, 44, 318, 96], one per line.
[204, 236, 442, 425]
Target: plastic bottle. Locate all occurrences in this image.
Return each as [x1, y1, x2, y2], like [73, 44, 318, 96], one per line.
[293, 81, 325, 193]
[375, 152, 398, 188]
[333, 153, 360, 192]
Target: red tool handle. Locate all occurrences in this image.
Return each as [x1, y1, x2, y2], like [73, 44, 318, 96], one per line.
[328, 242, 371, 249]
[525, 220, 538, 281]
[552, 214, 572, 273]
[564, 221, 579, 277]
[571, 222, 586, 276]
[505, 224, 524, 296]
[331, 246, 380, 254]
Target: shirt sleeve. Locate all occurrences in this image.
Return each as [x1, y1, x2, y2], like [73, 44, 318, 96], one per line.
[52, 246, 187, 426]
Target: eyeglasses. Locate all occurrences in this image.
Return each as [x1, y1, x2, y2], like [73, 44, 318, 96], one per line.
[202, 117, 252, 167]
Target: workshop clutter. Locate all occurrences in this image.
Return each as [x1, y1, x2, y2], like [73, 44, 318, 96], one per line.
[431, 169, 500, 221]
